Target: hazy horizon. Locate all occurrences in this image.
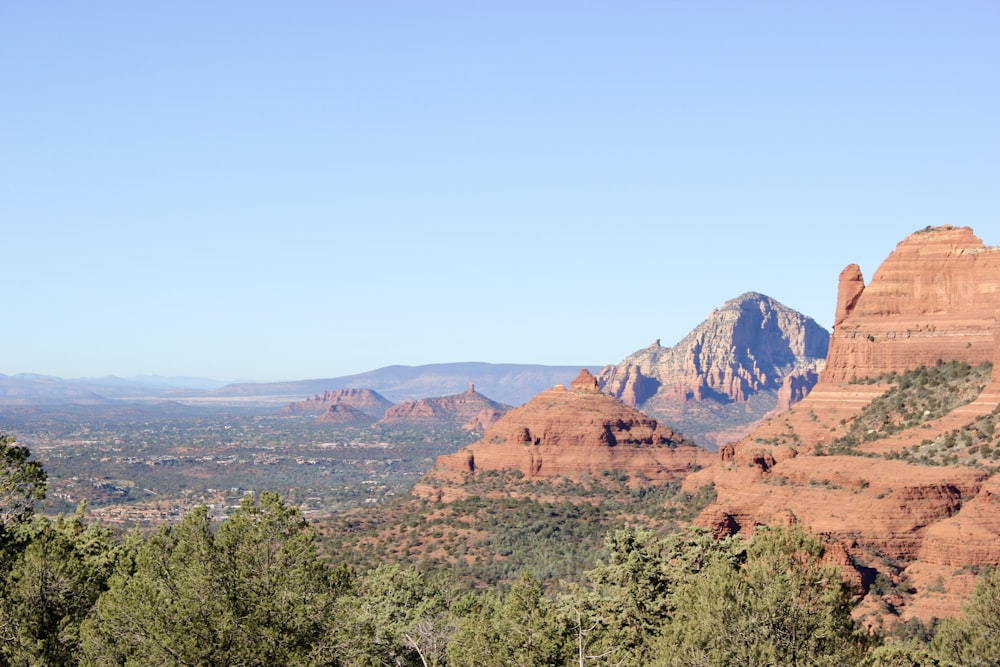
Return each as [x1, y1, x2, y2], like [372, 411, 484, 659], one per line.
[2, 360, 604, 387]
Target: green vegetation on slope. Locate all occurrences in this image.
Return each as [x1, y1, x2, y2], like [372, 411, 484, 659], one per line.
[886, 404, 1000, 470]
[322, 470, 717, 587]
[818, 360, 993, 458]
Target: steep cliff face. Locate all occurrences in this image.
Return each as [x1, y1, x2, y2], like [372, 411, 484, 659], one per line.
[378, 384, 510, 431]
[598, 292, 828, 448]
[282, 388, 394, 417]
[771, 367, 821, 413]
[414, 370, 713, 501]
[601, 292, 828, 406]
[686, 226, 1000, 624]
[823, 226, 1000, 383]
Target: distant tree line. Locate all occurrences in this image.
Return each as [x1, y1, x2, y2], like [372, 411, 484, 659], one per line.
[2, 432, 998, 666]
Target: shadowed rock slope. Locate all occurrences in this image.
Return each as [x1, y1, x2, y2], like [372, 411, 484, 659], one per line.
[684, 225, 1000, 625]
[598, 292, 829, 449]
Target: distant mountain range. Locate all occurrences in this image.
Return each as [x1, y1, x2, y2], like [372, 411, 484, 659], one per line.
[0, 364, 599, 410]
[200, 363, 600, 406]
[0, 373, 230, 403]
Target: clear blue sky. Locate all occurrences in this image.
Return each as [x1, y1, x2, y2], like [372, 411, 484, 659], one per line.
[2, 1, 998, 382]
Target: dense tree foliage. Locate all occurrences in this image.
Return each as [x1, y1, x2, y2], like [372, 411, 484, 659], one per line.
[336, 564, 452, 667]
[79, 493, 345, 666]
[0, 511, 117, 666]
[932, 566, 1000, 666]
[0, 433, 47, 536]
[448, 571, 563, 667]
[659, 524, 868, 666]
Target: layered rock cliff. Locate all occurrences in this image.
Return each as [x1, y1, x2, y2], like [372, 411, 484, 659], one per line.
[685, 225, 1000, 624]
[414, 370, 714, 501]
[824, 225, 1000, 383]
[378, 383, 510, 432]
[282, 388, 394, 417]
[598, 292, 829, 448]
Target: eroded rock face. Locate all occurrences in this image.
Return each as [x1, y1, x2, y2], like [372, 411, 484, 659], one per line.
[772, 367, 821, 414]
[599, 292, 828, 407]
[414, 370, 713, 500]
[283, 388, 394, 417]
[834, 263, 866, 328]
[824, 226, 1000, 383]
[686, 226, 1000, 623]
[378, 383, 510, 431]
[597, 293, 827, 449]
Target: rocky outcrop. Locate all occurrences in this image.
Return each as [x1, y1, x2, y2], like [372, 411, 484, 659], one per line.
[598, 293, 828, 448]
[283, 388, 393, 417]
[600, 293, 828, 406]
[834, 264, 866, 328]
[823, 226, 1000, 383]
[771, 367, 821, 413]
[686, 226, 1000, 623]
[462, 408, 506, 433]
[317, 403, 375, 426]
[378, 383, 510, 431]
[414, 370, 714, 501]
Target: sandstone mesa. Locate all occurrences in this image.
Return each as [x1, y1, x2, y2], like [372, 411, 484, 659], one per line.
[282, 388, 394, 418]
[687, 225, 1000, 623]
[414, 369, 714, 502]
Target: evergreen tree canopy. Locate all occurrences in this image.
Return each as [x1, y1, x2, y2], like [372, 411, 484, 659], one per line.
[80, 493, 345, 667]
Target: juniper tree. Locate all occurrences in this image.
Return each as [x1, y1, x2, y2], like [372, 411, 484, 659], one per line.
[932, 566, 1000, 666]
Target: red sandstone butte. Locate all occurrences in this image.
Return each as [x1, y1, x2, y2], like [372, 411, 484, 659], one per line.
[413, 370, 713, 501]
[685, 226, 1000, 623]
[824, 225, 1000, 383]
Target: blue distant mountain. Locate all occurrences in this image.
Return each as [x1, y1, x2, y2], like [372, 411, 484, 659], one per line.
[212, 363, 601, 406]
[0, 363, 599, 408]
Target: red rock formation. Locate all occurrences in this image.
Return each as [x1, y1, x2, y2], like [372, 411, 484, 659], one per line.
[600, 293, 828, 406]
[317, 403, 374, 425]
[823, 226, 1000, 383]
[597, 293, 828, 449]
[771, 367, 821, 414]
[462, 408, 506, 433]
[414, 370, 714, 501]
[378, 385, 509, 431]
[834, 264, 866, 328]
[283, 388, 394, 417]
[686, 225, 1000, 622]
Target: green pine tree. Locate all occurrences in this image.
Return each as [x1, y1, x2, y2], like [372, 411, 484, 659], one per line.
[932, 566, 1000, 666]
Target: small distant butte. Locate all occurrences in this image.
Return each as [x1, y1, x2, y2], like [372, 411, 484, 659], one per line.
[282, 388, 394, 417]
[377, 383, 511, 432]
